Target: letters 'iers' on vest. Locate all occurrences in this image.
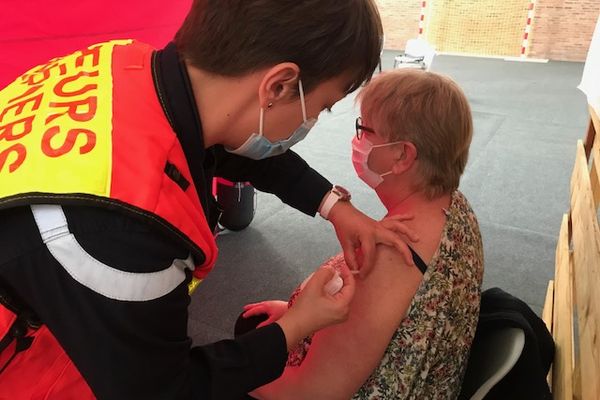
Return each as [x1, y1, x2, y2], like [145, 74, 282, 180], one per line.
[0, 44, 107, 174]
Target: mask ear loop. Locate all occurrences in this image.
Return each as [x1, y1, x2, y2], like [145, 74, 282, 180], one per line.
[370, 140, 405, 149]
[298, 79, 307, 122]
[372, 141, 406, 180]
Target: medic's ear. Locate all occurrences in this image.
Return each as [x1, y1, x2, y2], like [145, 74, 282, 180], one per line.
[391, 141, 418, 174]
[258, 63, 301, 108]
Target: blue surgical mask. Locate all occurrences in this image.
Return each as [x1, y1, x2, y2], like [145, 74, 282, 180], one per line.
[226, 80, 317, 160]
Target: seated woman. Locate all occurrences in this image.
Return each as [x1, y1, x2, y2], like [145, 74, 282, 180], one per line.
[241, 69, 484, 399]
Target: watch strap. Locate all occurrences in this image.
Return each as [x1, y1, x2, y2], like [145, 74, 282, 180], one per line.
[319, 190, 340, 220]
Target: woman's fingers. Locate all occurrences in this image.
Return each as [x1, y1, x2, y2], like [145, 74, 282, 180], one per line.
[256, 317, 276, 329]
[242, 305, 265, 318]
[243, 304, 255, 310]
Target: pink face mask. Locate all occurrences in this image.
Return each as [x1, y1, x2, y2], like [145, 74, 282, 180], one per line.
[351, 135, 403, 189]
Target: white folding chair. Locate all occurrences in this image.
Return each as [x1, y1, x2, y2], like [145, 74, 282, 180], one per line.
[393, 38, 436, 71]
[459, 327, 526, 400]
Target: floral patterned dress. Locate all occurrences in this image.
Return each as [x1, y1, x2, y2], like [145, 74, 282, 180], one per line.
[287, 191, 484, 399]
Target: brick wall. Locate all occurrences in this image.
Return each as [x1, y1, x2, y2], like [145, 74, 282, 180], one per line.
[426, 0, 528, 57]
[528, 0, 600, 61]
[375, 0, 422, 50]
[376, 0, 599, 61]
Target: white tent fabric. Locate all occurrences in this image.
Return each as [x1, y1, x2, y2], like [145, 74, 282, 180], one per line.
[579, 17, 600, 115]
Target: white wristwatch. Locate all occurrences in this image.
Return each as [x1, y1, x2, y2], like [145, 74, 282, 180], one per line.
[319, 185, 351, 220]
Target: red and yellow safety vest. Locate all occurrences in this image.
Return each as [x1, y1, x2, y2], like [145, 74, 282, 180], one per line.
[0, 40, 218, 398]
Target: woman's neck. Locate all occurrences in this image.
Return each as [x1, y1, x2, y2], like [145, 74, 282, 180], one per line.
[382, 189, 453, 264]
[380, 187, 422, 216]
[381, 189, 451, 218]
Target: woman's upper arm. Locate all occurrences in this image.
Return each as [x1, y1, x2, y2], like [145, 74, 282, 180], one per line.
[281, 245, 423, 399]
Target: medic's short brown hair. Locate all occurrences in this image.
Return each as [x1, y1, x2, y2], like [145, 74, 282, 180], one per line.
[174, 0, 383, 94]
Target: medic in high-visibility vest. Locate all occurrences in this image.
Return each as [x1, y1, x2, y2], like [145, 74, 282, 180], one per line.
[0, 1, 414, 398]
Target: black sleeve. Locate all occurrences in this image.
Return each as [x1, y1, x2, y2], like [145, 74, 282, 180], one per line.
[191, 324, 287, 399]
[0, 206, 287, 400]
[212, 145, 332, 216]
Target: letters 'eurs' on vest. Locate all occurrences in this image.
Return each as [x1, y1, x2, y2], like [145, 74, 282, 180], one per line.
[0, 40, 218, 278]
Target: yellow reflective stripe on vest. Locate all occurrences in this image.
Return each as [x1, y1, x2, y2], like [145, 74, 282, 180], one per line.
[188, 277, 203, 294]
[0, 40, 130, 198]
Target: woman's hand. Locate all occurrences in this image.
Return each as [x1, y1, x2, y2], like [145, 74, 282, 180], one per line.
[276, 263, 355, 351]
[242, 300, 289, 328]
[328, 201, 419, 276]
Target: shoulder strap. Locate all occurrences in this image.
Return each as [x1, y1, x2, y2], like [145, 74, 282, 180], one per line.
[408, 246, 428, 275]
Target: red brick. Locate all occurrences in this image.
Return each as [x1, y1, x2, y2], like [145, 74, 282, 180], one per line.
[376, 0, 599, 61]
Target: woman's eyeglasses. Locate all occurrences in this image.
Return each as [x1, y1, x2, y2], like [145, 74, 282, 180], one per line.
[355, 117, 375, 140]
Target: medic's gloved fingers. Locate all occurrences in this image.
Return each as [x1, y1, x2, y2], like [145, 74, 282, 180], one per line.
[379, 218, 420, 242]
[304, 266, 338, 298]
[382, 213, 415, 222]
[334, 262, 356, 301]
[341, 239, 359, 272]
[375, 227, 415, 267]
[277, 266, 355, 348]
[357, 235, 376, 277]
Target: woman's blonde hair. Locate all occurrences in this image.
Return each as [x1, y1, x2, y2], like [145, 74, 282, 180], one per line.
[358, 69, 473, 199]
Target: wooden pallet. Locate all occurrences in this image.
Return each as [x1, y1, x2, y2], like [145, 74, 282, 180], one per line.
[542, 106, 600, 399]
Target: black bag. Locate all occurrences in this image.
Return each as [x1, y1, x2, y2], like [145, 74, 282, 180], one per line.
[460, 287, 554, 400]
